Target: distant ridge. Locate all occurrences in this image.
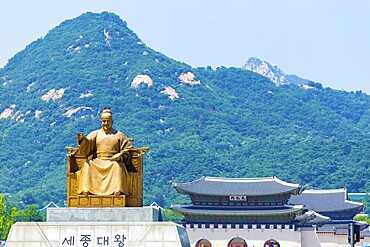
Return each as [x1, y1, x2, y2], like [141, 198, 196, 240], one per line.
[242, 57, 319, 89]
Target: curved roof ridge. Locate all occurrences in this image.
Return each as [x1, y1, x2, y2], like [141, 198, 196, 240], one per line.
[204, 176, 300, 188]
[173, 176, 206, 187]
[344, 199, 364, 206]
[174, 176, 300, 196]
[273, 176, 300, 188]
[204, 176, 275, 182]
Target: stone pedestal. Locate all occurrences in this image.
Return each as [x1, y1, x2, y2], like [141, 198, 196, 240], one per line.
[6, 207, 190, 247]
[68, 194, 127, 207]
[6, 221, 189, 247]
[47, 207, 160, 222]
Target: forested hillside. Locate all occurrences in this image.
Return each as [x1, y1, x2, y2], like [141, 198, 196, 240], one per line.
[0, 12, 369, 209]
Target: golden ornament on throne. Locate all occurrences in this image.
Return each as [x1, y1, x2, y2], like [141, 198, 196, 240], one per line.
[66, 108, 149, 207]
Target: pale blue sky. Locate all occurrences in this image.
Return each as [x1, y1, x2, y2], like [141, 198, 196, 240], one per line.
[1, 0, 370, 93]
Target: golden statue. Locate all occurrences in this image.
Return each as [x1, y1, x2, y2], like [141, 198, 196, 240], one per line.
[66, 108, 148, 207]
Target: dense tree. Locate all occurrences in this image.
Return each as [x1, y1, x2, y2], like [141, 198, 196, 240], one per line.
[0, 12, 370, 211]
[0, 195, 44, 240]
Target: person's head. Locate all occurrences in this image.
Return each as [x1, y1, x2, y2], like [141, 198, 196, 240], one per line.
[101, 108, 113, 133]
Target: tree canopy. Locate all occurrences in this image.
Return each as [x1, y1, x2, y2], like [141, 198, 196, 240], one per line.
[0, 12, 369, 210]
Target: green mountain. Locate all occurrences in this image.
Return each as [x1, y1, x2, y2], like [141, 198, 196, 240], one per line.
[1, 12, 370, 208]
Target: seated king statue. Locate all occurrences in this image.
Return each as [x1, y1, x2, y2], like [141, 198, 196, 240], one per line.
[76, 108, 133, 196]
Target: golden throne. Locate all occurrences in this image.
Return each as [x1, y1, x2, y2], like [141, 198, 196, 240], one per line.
[66, 145, 148, 208]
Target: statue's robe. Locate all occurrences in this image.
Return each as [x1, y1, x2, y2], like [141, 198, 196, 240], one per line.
[76, 128, 132, 195]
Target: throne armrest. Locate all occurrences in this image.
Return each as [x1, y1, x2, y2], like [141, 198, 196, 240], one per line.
[125, 147, 149, 173]
[66, 146, 88, 173]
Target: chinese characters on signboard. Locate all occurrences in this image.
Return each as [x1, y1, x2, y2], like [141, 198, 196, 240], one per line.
[229, 195, 247, 201]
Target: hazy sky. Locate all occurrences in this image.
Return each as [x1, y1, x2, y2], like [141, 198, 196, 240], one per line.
[1, 0, 370, 93]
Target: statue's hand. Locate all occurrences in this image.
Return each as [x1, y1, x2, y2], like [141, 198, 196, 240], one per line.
[109, 153, 122, 161]
[108, 150, 129, 161]
[77, 133, 84, 141]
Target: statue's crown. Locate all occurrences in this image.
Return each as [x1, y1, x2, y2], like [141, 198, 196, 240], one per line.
[101, 107, 112, 118]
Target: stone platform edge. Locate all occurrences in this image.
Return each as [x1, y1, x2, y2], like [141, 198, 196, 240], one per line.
[47, 206, 160, 222]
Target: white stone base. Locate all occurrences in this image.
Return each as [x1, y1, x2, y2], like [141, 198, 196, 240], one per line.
[6, 221, 190, 247]
[47, 207, 159, 222]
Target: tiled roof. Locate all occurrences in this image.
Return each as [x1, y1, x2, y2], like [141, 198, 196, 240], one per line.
[288, 188, 364, 213]
[174, 176, 301, 196]
[316, 220, 368, 235]
[171, 204, 303, 216]
[294, 210, 331, 226]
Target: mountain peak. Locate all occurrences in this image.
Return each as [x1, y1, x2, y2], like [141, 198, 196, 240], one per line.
[5, 12, 145, 71]
[242, 57, 289, 86]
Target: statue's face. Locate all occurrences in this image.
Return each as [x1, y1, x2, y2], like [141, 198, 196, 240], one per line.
[101, 117, 113, 133]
